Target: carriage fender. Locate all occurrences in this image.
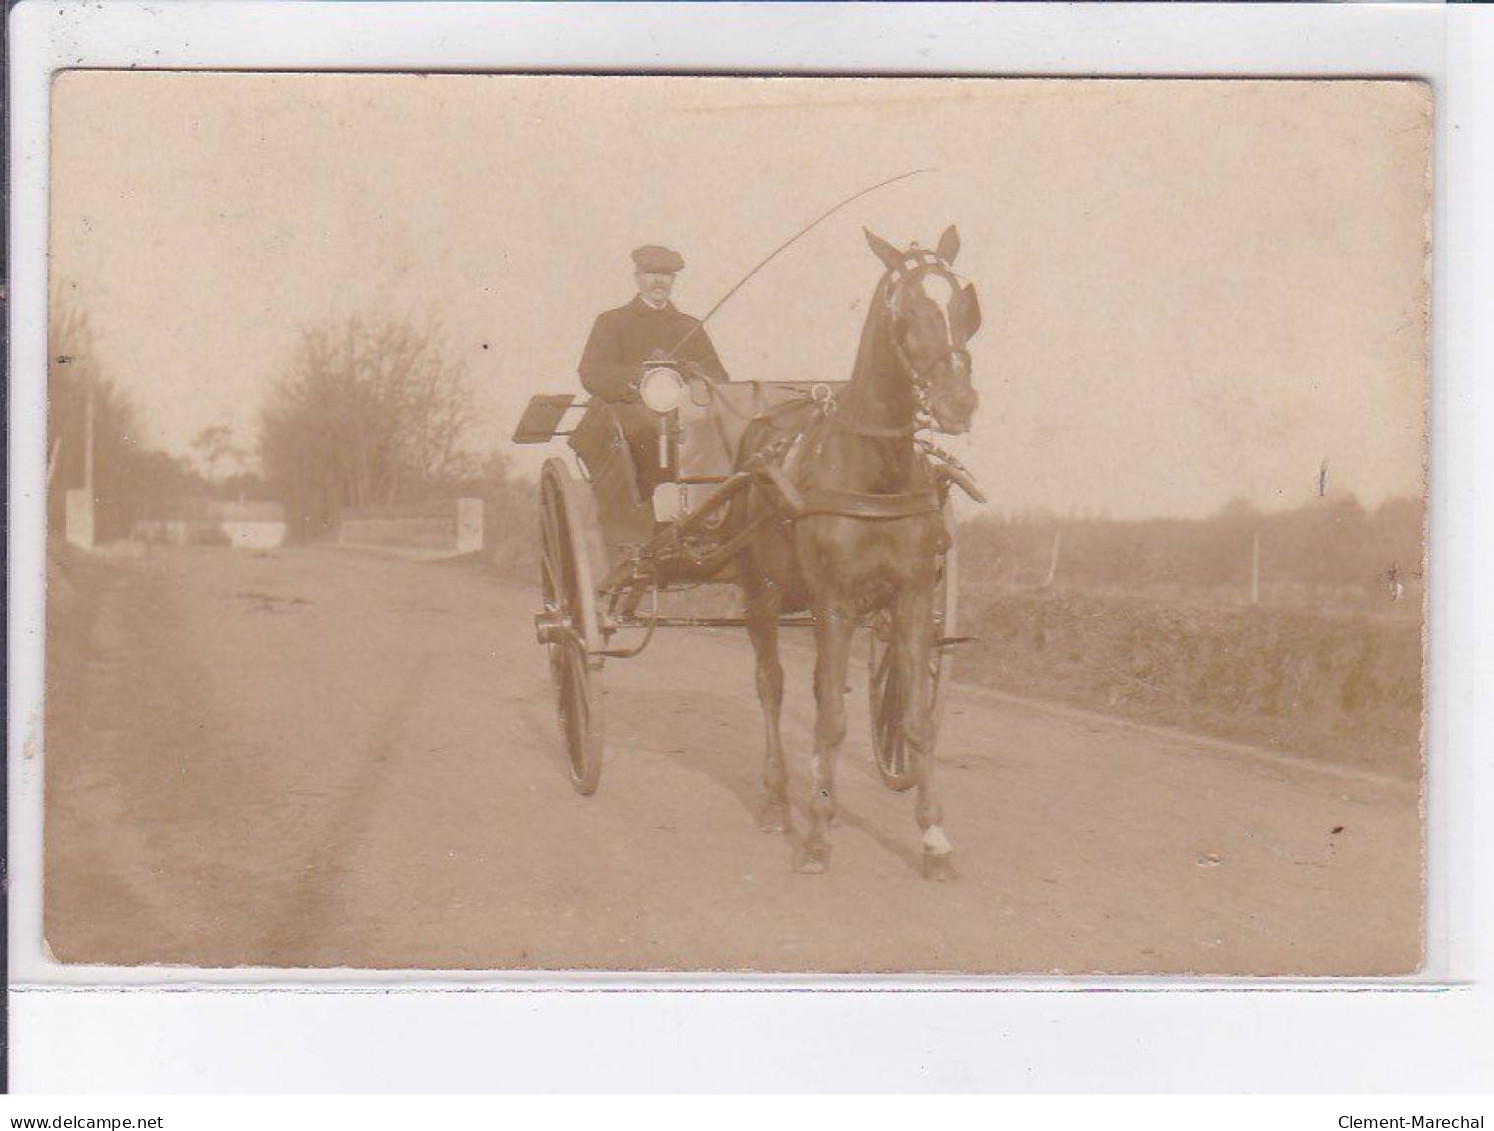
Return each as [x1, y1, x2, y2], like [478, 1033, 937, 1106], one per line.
[570, 479, 613, 591]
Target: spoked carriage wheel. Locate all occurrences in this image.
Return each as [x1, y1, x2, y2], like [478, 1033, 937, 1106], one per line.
[867, 495, 959, 792]
[539, 459, 605, 795]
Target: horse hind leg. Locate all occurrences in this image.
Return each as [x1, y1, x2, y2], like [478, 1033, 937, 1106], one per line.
[894, 588, 956, 881]
[744, 581, 789, 834]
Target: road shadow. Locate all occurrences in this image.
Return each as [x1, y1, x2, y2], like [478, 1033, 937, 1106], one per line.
[610, 686, 928, 878]
[608, 687, 765, 822]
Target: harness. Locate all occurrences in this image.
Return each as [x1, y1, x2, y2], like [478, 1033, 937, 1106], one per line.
[768, 249, 977, 522]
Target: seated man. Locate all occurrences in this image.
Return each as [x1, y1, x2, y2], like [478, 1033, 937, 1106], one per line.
[578, 245, 729, 493]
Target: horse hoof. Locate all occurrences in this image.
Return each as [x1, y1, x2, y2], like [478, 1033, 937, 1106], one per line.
[758, 800, 789, 834]
[792, 844, 830, 874]
[921, 850, 956, 882]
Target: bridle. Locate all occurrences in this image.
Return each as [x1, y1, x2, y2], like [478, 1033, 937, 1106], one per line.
[883, 249, 974, 412]
[823, 248, 973, 439]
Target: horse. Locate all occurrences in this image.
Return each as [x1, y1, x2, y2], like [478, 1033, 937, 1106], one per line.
[734, 225, 983, 877]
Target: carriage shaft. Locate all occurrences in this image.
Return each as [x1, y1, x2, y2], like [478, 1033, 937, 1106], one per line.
[612, 613, 818, 631]
[596, 469, 760, 592]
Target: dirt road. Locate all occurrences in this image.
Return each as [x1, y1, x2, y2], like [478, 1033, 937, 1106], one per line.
[43, 545, 1420, 974]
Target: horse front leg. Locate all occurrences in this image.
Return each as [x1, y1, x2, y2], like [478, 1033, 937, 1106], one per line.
[894, 586, 955, 880]
[795, 603, 853, 873]
[744, 580, 789, 833]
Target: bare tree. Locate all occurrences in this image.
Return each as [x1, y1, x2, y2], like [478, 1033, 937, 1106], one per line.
[259, 315, 474, 538]
[48, 288, 190, 540]
[189, 424, 248, 483]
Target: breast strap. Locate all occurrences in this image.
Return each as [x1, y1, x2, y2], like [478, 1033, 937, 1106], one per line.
[739, 406, 953, 523]
[793, 486, 942, 521]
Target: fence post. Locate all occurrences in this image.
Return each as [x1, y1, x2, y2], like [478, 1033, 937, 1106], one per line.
[1251, 530, 1260, 605]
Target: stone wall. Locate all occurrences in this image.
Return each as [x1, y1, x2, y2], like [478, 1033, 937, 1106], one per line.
[338, 498, 484, 556]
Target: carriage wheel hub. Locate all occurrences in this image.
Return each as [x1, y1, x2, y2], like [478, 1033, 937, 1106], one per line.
[534, 610, 573, 645]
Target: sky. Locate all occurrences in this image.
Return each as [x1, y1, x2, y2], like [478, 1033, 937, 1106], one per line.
[49, 73, 1430, 519]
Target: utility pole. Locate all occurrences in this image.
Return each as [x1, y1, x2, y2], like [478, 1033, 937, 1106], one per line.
[64, 378, 97, 549]
[1251, 530, 1261, 605]
[84, 384, 95, 497]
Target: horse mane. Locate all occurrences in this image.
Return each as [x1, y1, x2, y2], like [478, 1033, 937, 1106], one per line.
[808, 270, 928, 495]
[838, 274, 904, 423]
[849, 274, 893, 385]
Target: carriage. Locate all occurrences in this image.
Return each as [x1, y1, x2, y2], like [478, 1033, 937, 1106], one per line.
[512, 362, 978, 797]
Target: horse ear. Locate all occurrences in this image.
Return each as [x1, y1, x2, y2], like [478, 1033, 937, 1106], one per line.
[864, 228, 903, 270]
[936, 225, 961, 266]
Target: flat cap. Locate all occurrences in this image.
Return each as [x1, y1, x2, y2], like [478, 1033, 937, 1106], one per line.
[631, 245, 685, 273]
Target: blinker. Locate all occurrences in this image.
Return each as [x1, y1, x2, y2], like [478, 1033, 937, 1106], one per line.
[951, 283, 982, 340]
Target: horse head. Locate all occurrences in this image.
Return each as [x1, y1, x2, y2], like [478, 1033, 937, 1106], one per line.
[864, 225, 982, 435]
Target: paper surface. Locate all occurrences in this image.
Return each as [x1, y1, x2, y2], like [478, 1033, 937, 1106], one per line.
[43, 73, 1430, 974]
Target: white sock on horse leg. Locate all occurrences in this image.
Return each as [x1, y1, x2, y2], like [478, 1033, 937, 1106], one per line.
[922, 826, 952, 856]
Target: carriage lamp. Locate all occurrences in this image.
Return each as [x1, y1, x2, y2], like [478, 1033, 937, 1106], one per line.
[639, 365, 685, 414]
[641, 365, 684, 469]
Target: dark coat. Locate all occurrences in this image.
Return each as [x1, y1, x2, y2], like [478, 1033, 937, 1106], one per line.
[578, 296, 728, 401]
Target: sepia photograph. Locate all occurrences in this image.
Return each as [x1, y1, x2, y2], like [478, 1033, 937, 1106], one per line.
[41, 72, 1430, 975]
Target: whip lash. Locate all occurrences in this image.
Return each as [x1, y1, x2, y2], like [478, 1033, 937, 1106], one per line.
[667, 167, 934, 359]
